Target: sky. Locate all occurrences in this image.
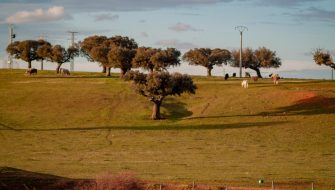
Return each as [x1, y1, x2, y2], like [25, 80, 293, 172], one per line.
[0, 0, 335, 79]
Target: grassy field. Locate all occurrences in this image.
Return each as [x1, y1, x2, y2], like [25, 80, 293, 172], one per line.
[0, 69, 335, 188]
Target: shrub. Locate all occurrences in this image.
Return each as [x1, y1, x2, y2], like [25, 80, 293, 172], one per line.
[95, 172, 143, 190]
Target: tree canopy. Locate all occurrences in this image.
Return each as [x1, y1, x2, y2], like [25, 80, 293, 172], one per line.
[124, 71, 197, 120]
[313, 49, 335, 69]
[132, 47, 181, 72]
[49, 45, 79, 73]
[230, 47, 281, 78]
[80, 35, 138, 76]
[6, 40, 40, 68]
[182, 48, 231, 76]
[108, 46, 136, 77]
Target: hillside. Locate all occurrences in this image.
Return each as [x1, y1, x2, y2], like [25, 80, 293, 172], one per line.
[0, 69, 334, 188]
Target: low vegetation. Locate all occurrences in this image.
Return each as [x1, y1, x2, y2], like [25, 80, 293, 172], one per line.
[0, 69, 335, 189]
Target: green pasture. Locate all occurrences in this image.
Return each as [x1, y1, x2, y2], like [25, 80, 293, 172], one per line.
[0, 69, 334, 187]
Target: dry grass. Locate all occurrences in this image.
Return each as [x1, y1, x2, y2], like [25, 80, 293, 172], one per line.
[0, 69, 335, 189]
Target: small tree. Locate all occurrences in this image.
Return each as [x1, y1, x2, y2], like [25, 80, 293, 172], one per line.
[132, 47, 181, 73]
[6, 40, 40, 69]
[182, 48, 231, 77]
[36, 40, 52, 70]
[107, 36, 138, 77]
[80, 35, 109, 73]
[313, 48, 335, 69]
[80, 35, 138, 77]
[108, 46, 136, 77]
[49, 45, 79, 73]
[124, 71, 197, 120]
[230, 47, 281, 78]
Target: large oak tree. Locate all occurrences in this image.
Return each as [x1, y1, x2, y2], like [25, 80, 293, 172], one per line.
[230, 47, 281, 78]
[182, 48, 231, 77]
[124, 71, 197, 120]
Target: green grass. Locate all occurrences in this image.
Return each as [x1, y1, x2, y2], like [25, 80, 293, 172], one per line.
[0, 69, 335, 187]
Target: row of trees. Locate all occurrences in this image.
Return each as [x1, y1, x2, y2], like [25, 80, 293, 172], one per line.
[6, 40, 79, 73]
[7, 35, 283, 78]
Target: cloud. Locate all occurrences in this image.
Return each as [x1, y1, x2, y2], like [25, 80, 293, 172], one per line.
[155, 39, 198, 50]
[293, 7, 335, 23]
[94, 13, 119, 22]
[5, 6, 66, 24]
[140, 32, 149, 38]
[51, 0, 234, 12]
[169, 22, 202, 32]
[253, 0, 326, 7]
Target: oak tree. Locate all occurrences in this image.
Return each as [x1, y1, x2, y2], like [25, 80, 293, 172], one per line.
[313, 48, 335, 69]
[124, 71, 197, 120]
[80, 35, 109, 73]
[230, 47, 281, 78]
[6, 40, 40, 68]
[49, 45, 79, 73]
[182, 48, 231, 77]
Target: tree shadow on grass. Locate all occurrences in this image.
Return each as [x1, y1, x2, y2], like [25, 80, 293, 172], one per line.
[161, 99, 193, 120]
[257, 96, 335, 116]
[0, 121, 290, 132]
[0, 167, 91, 190]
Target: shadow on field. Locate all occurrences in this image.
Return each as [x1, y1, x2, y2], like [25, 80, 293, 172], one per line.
[32, 75, 119, 79]
[258, 96, 335, 116]
[162, 99, 193, 120]
[0, 167, 91, 190]
[0, 121, 290, 132]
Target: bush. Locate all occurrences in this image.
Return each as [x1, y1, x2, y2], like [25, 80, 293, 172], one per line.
[95, 172, 143, 190]
[75, 172, 143, 190]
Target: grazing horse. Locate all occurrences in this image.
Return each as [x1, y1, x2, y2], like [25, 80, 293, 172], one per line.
[26, 68, 37, 75]
[59, 68, 70, 75]
[269, 73, 280, 85]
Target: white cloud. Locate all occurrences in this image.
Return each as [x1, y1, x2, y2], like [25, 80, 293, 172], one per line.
[155, 39, 197, 50]
[140, 32, 149, 38]
[5, 6, 65, 24]
[94, 13, 119, 22]
[169, 22, 202, 32]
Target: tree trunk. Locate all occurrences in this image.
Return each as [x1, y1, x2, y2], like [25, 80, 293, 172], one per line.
[105, 67, 111, 76]
[28, 61, 32, 69]
[249, 66, 262, 78]
[56, 63, 62, 74]
[207, 67, 212, 77]
[102, 66, 106, 73]
[151, 101, 162, 120]
[120, 69, 127, 78]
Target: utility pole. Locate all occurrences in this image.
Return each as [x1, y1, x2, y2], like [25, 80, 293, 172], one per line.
[68, 31, 78, 72]
[235, 26, 248, 78]
[38, 34, 47, 70]
[8, 24, 15, 69]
